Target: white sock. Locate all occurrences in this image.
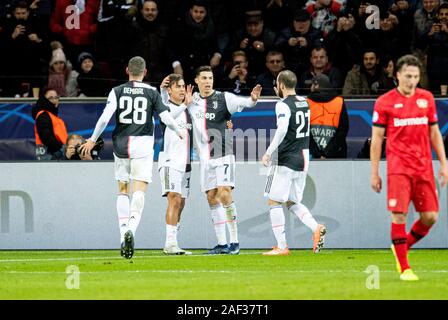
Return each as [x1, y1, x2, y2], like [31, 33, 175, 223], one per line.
[116, 194, 130, 243]
[128, 191, 145, 236]
[165, 224, 178, 247]
[210, 204, 227, 245]
[269, 205, 287, 250]
[289, 203, 318, 232]
[224, 202, 238, 244]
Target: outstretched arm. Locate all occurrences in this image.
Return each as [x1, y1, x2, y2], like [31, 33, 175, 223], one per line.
[225, 84, 262, 114]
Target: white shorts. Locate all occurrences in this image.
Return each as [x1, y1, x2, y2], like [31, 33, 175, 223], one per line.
[159, 167, 191, 199]
[264, 165, 307, 203]
[114, 154, 153, 183]
[200, 154, 235, 193]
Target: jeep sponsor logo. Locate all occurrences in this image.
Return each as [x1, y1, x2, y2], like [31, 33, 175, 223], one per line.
[196, 111, 216, 121]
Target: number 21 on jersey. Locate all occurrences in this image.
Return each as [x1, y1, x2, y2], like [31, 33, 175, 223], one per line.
[295, 109, 310, 138]
[118, 96, 148, 125]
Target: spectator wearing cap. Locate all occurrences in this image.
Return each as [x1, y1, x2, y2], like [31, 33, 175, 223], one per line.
[324, 12, 363, 78]
[76, 52, 109, 97]
[45, 44, 78, 97]
[256, 51, 285, 96]
[307, 74, 348, 159]
[299, 46, 344, 94]
[230, 9, 277, 75]
[168, 0, 221, 83]
[305, 0, 345, 37]
[274, 9, 323, 77]
[342, 49, 388, 96]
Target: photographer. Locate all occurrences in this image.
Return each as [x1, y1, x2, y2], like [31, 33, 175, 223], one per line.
[64, 134, 103, 160]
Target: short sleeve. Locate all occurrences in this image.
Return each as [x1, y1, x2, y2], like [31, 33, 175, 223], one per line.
[427, 93, 438, 125]
[372, 98, 387, 127]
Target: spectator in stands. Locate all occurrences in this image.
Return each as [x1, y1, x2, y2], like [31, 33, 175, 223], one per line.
[325, 11, 363, 78]
[217, 50, 256, 96]
[346, 0, 388, 32]
[411, 0, 439, 89]
[342, 50, 388, 96]
[168, 0, 220, 83]
[299, 46, 344, 94]
[307, 74, 348, 159]
[2, 1, 46, 97]
[46, 43, 78, 97]
[32, 87, 68, 160]
[426, 3, 448, 95]
[230, 9, 277, 76]
[76, 52, 109, 97]
[96, 0, 137, 85]
[50, 0, 101, 63]
[380, 55, 398, 91]
[274, 9, 323, 77]
[359, 11, 406, 61]
[389, 0, 415, 58]
[206, 0, 238, 54]
[264, 0, 305, 33]
[305, 0, 345, 37]
[131, 0, 170, 85]
[256, 51, 285, 96]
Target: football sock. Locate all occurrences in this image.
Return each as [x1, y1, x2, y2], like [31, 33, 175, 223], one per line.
[210, 204, 227, 245]
[407, 219, 432, 249]
[269, 205, 287, 250]
[128, 191, 145, 236]
[288, 203, 318, 232]
[391, 223, 410, 272]
[165, 224, 178, 247]
[224, 202, 238, 243]
[116, 193, 130, 243]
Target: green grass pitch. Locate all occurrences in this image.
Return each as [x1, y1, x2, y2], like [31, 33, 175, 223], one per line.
[0, 249, 447, 300]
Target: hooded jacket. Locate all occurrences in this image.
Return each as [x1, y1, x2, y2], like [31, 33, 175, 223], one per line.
[32, 97, 68, 156]
[307, 88, 349, 158]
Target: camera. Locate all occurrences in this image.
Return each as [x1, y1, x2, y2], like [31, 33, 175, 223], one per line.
[73, 137, 104, 160]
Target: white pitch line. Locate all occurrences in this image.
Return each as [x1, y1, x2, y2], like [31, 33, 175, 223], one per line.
[0, 251, 266, 263]
[1, 269, 448, 275]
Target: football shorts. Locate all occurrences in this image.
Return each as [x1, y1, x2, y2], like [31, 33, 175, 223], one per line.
[200, 154, 235, 192]
[387, 174, 438, 213]
[114, 153, 153, 183]
[264, 165, 307, 204]
[159, 167, 191, 199]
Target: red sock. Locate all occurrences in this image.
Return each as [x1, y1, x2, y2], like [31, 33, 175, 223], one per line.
[407, 219, 431, 249]
[391, 223, 410, 272]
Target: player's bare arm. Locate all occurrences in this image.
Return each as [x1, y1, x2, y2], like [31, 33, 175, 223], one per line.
[429, 124, 448, 187]
[370, 126, 385, 193]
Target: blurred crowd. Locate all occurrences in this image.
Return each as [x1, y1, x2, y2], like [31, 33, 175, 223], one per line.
[0, 0, 447, 98]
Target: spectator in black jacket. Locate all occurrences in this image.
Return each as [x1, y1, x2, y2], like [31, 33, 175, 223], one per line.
[132, 0, 170, 84]
[256, 51, 285, 96]
[168, 0, 220, 83]
[307, 74, 349, 159]
[76, 52, 109, 97]
[217, 50, 256, 95]
[274, 9, 323, 77]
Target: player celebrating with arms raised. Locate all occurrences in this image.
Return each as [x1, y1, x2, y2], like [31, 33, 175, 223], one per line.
[370, 54, 448, 281]
[189, 66, 262, 255]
